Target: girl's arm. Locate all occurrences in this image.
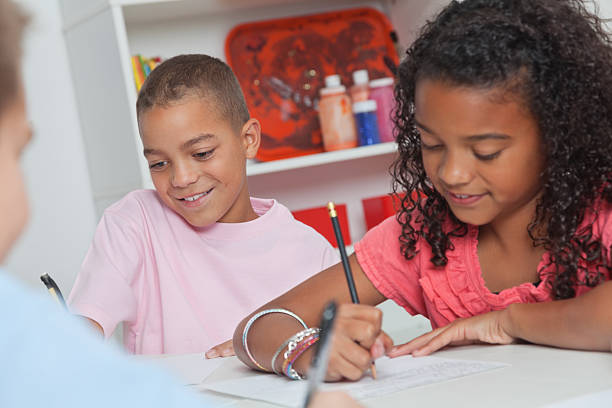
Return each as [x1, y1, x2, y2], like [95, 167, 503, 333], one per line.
[232, 254, 392, 381]
[389, 280, 612, 357]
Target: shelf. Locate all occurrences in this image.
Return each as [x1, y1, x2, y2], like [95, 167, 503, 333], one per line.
[246, 142, 397, 176]
[117, 0, 347, 25]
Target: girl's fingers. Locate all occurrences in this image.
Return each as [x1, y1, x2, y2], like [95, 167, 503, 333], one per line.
[337, 335, 374, 374]
[411, 327, 468, 356]
[387, 328, 444, 358]
[337, 304, 383, 331]
[370, 331, 394, 359]
[327, 344, 369, 381]
[326, 332, 374, 381]
[337, 318, 382, 349]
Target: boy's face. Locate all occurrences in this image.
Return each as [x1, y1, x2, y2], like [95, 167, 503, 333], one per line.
[414, 79, 545, 228]
[0, 86, 31, 262]
[139, 97, 260, 227]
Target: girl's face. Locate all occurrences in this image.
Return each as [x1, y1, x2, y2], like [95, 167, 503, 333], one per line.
[414, 79, 545, 227]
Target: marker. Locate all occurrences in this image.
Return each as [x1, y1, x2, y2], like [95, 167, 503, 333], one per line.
[40, 273, 67, 309]
[327, 201, 377, 379]
[302, 301, 337, 408]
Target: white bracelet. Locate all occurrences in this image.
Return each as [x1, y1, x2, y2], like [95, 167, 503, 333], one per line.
[242, 308, 307, 372]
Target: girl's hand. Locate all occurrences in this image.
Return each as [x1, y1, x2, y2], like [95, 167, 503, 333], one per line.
[325, 303, 394, 381]
[205, 339, 235, 358]
[387, 310, 515, 358]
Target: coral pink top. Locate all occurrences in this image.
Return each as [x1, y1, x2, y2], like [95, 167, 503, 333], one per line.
[355, 200, 612, 329]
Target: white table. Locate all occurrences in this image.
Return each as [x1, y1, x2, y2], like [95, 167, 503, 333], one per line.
[147, 344, 612, 407]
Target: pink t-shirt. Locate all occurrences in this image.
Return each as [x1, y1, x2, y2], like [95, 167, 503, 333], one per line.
[355, 200, 612, 329]
[69, 190, 338, 355]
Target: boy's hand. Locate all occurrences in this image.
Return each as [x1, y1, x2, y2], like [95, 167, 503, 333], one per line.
[325, 303, 393, 381]
[205, 339, 235, 358]
[387, 309, 516, 358]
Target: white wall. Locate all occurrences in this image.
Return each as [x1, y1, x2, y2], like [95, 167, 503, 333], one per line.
[5, 0, 97, 294]
[595, 0, 612, 20]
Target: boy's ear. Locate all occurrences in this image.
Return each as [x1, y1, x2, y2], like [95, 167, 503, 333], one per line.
[240, 118, 261, 159]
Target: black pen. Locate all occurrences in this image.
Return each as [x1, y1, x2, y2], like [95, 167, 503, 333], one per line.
[302, 301, 337, 408]
[40, 273, 67, 309]
[327, 201, 377, 379]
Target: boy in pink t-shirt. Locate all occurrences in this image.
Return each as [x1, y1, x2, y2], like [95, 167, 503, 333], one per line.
[68, 55, 338, 355]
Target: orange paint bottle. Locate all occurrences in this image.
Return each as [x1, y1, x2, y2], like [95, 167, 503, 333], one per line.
[318, 75, 358, 151]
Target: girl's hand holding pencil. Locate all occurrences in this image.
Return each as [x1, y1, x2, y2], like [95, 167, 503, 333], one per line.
[325, 303, 393, 381]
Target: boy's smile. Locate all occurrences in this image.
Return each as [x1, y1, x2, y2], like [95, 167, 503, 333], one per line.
[139, 96, 260, 227]
[414, 79, 545, 228]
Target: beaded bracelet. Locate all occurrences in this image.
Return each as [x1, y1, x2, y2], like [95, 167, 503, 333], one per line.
[282, 332, 320, 380]
[242, 308, 307, 372]
[274, 328, 319, 377]
[276, 328, 320, 379]
[283, 328, 320, 360]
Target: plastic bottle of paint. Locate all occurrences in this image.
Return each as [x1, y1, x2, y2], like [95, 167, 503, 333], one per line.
[350, 69, 370, 102]
[369, 77, 395, 143]
[353, 100, 380, 146]
[318, 74, 358, 151]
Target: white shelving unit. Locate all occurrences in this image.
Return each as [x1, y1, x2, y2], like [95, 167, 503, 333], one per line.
[247, 142, 397, 176]
[59, 0, 446, 242]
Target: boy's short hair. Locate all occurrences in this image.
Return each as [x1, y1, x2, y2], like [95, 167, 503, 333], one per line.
[136, 54, 250, 132]
[0, 0, 27, 112]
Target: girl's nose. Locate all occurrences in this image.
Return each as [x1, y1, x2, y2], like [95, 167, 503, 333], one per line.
[438, 151, 472, 188]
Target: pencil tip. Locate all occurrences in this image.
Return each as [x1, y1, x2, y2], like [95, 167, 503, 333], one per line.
[371, 362, 377, 379]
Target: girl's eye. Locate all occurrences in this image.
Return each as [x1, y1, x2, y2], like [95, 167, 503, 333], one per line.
[194, 149, 214, 160]
[421, 141, 443, 151]
[149, 161, 167, 170]
[474, 151, 502, 161]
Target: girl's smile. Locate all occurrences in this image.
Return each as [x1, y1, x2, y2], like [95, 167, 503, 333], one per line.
[445, 190, 487, 206]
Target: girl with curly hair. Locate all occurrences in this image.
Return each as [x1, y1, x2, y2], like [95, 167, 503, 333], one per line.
[226, 0, 612, 381]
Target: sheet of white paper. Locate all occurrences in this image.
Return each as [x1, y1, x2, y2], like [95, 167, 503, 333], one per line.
[542, 389, 612, 408]
[147, 353, 225, 385]
[203, 355, 509, 407]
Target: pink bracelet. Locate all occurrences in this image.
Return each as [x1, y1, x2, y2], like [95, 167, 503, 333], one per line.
[282, 333, 320, 380]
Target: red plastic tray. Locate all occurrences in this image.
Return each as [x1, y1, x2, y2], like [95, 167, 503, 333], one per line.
[226, 8, 398, 162]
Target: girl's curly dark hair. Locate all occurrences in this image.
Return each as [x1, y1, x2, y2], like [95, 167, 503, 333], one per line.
[392, 0, 612, 299]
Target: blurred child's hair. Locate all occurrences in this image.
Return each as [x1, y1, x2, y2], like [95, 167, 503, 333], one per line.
[136, 54, 250, 132]
[392, 0, 612, 299]
[0, 0, 28, 112]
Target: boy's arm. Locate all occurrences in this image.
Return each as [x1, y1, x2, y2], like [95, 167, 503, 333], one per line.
[389, 280, 612, 357]
[68, 206, 143, 339]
